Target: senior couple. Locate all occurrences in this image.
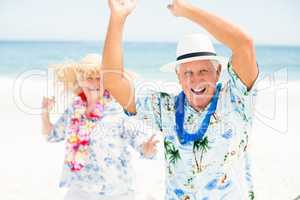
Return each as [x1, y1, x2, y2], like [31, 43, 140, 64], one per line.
[45, 0, 259, 199]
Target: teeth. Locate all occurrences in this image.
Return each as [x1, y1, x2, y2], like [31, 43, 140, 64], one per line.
[193, 87, 205, 92]
[194, 88, 205, 92]
[191, 87, 206, 95]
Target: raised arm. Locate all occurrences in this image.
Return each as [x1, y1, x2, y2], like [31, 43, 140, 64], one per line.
[41, 96, 68, 142]
[41, 97, 55, 136]
[168, 0, 259, 89]
[102, 0, 137, 113]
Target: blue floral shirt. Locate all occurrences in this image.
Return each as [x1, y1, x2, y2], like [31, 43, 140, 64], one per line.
[46, 100, 155, 196]
[131, 62, 258, 200]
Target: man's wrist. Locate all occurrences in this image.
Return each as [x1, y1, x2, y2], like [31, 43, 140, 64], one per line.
[180, 2, 196, 19]
[110, 13, 127, 24]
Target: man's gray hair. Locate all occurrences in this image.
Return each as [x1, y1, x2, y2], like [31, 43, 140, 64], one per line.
[210, 60, 220, 71]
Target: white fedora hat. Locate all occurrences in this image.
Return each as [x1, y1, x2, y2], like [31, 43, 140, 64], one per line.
[160, 34, 227, 72]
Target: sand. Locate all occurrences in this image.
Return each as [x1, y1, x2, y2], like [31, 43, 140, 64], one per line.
[0, 75, 299, 200]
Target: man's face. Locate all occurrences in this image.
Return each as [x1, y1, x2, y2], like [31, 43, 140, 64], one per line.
[177, 60, 221, 111]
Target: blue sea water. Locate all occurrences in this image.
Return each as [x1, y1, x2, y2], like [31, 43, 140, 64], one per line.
[0, 41, 299, 81]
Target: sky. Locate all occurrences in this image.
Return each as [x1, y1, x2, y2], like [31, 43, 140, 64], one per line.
[0, 0, 299, 45]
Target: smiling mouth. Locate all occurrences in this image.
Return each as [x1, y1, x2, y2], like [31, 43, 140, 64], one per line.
[191, 87, 206, 95]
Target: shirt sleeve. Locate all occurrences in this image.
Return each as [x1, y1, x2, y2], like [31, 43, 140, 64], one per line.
[226, 59, 259, 121]
[46, 106, 73, 143]
[123, 116, 160, 159]
[125, 89, 163, 132]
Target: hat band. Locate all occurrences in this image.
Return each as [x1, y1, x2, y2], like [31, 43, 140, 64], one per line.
[176, 52, 217, 61]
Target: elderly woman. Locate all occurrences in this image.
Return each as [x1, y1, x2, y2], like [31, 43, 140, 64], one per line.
[41, 54, 158, 200]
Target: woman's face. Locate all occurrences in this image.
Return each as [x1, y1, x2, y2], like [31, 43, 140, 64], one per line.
[78, 74, 102, 100]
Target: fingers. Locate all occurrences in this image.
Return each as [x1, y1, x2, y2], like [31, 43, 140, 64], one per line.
[149, 134, 156, 142]
[167, 4, 173, 10]
[147, 134, 160, 145]
[152, 139, 159, 145]
[42, 96, 55, 108]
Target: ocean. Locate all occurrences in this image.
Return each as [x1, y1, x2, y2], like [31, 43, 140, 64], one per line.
[0, 41, 299, 81]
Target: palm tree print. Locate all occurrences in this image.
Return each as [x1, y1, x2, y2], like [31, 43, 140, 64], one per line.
[164, 139, 181, 165]
[248, 191, 255, 200]
[193, 136, 209, 172]
[193, 140, 201, 172]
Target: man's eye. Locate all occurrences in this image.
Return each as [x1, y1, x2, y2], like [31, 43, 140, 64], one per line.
[200, 69, 208, 74]
[184, 71, 193, 77]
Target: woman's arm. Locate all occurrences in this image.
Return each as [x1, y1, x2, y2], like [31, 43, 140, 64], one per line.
[41, 97, 67, 142]
[102, 0, 138, 113]
[168, 0, 259, 89]
[41, 97, 54, 136]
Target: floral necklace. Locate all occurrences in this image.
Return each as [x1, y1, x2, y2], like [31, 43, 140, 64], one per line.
[65, 90, 110, 172]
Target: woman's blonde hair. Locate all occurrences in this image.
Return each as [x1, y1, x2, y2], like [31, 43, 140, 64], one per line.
[50, 53, 141, 96]
[50, 54, 102, 95]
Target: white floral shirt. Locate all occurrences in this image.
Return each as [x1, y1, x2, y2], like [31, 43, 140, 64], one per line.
[130, 62, 258, 200]
[47, 100, 154, 196]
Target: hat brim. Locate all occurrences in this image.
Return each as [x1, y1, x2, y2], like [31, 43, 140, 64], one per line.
[160, 55, 228, 73]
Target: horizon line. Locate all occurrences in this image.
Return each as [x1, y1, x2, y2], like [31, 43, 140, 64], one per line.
[0, 39, 299, 47]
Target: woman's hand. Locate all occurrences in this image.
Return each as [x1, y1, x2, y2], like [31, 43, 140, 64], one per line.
[108, 0, 138, 19]
[142, 135, 159, 158]
[42, 96, 55, 114]
[167, 0, 191, 17]
[41, 97, 55, 136]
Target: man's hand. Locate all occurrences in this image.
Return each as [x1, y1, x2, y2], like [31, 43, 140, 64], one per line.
[108, 0, 138, 19]
[102, 0, 138, 113]
[167, 0, 190, 17]
[167, 0, 258, 90]
[142, 135, 159, 158]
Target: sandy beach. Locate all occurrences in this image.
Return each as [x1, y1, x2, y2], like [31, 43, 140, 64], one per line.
[0, 75, 299, 200]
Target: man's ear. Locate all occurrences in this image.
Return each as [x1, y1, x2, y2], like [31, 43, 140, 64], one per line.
[176, 68, 181, 83]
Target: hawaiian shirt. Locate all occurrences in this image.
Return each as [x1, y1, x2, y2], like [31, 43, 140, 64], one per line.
[131, 61, 258, 200]
[46, 99, 154, 196]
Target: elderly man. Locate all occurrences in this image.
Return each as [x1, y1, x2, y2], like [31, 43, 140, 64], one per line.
[102, 0, 259, 199]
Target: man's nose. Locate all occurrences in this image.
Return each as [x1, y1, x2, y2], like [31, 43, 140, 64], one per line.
[190, 73, 203, 83]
